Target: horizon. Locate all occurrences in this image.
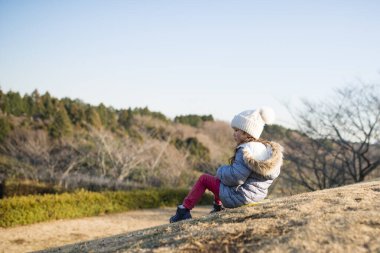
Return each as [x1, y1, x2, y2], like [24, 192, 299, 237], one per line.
[1, 1, 380, 128]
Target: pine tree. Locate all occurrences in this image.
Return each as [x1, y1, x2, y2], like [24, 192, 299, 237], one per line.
[49, 104, 73, 138]
[0, 89, 6, 114]
[4, 91, 25, 116]
[23, 94, 35, 117]
[41, 92, 55, 119]
[118, 108, 133, 130]
[86, 107, 102, 129]
[97, 103, 108, 126]
[96, 103, 117, 129]
[30, 89, 45, 119]
[62, 98, 86, 125]
[0, 116, 11, 142]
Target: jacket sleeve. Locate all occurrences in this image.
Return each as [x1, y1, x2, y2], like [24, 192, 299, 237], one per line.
[265, 165, 281, 180]
[216, 148, 251, 186]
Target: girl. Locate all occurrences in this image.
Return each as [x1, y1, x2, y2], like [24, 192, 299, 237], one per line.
[170, 107, 283, 223]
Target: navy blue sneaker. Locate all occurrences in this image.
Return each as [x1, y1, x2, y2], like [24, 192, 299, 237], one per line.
[169, 206, 192, 223]
[210, 202, 225, 214]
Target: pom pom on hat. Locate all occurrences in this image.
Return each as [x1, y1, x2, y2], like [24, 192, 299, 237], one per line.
[259, 107, 275, 125]
[231, 107, 276, 139]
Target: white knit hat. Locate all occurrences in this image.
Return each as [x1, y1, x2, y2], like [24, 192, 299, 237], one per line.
[231, 107, 275, 139]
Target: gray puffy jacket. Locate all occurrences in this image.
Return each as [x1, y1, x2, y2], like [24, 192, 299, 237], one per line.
[216, 141, 283, 208]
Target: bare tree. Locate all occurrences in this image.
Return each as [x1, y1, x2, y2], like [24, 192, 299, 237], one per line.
[284, 131, 346, 190]
[0, 129, 83, 183]
[288, 83, 380, 189]
[86, 126, 157, 183]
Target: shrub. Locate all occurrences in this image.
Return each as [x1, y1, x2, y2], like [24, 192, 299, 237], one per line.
[2, 179, 62, 197]
[0, 188, 213, 228]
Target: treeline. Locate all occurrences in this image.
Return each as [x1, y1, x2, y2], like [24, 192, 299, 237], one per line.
[0, 89, 169, 139]
[174, 114, 214, 127]
[0, 89, 216, 139]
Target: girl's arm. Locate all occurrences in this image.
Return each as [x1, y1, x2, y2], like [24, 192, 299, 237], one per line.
[216, 148, 251, 186]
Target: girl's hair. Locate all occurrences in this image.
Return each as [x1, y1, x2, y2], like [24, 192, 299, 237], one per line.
[229, 134, 270, 165]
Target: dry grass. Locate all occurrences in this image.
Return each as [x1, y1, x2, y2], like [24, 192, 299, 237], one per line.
[0, 207, 211, 253]
[37, 180, 380, 253]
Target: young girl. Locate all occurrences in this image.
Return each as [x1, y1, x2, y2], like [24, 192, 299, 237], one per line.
[170, 107, 283, 223]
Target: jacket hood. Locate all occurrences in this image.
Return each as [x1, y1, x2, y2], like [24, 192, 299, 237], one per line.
[241, 141, 283, 177]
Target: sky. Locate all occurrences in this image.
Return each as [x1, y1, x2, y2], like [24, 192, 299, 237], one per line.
[1, 0, 380, 127]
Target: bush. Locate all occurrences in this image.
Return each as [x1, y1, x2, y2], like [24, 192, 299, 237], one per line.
[0, 188, 213, 228]
[2, 179, 62, 197]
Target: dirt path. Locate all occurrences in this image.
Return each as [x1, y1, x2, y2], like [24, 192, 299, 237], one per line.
[0, 206, 210, 253]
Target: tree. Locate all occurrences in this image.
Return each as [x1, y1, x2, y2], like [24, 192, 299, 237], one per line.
[118, 108, 133, 130]
[2, 91, 26, 116]
[0, 128, 83, 184]
[23, 94, 36, 117]
[96, 103, 117, 129]
[0, 89, 5, 113]
[174, 137, 211, 171]
[61, 98, 86, 125]
[49, 104, 73, 138]
[86, 107, 102, 129]
[86, 125, 156, 182]
[0, 116, 11, 142]
[284, 132, 347, 190]
[288, 83, 380, 188]
[29, 89, 45, 119]
[41, 92, 55, 119]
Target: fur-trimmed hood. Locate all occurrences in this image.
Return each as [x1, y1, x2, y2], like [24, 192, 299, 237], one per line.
[240, 141, 283, 177]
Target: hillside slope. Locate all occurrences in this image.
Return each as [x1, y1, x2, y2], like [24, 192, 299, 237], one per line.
[37, 180, 380, 253]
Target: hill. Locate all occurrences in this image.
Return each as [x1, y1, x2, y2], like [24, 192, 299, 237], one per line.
[0, 89, 298, 197]
[37, 180, 380, 253]
[0, 89, 234, 194]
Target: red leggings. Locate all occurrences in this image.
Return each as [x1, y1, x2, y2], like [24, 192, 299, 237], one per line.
[183, 174, 222, 210]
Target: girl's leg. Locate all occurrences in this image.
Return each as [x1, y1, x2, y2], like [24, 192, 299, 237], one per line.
[183, 174, 221, 210]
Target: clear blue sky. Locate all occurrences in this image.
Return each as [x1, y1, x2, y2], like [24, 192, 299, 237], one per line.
[1, 0, 380, 127]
